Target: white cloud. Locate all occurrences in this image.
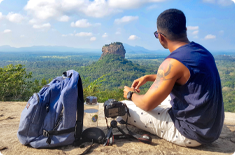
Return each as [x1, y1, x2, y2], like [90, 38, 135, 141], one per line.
[116, 31, 121, 35]
[71, 19, 91, 28]
[6, 12, 24, 23]
[0, 12, 3, 19]
[58, 15, 69, 22]
[24, 0, 120, 19]
[24, 0, 166, 20]
[218, 0, 234, 6]
[0, 0, 3, 4]
[192, 30, 199, 35]
[62, 34, 67, 37]
[203, 0, 216, 3]
[20, 35, 25, 38]
[24, 0, 59, 20]
[187, 26, 199, 31]
[115, 16, 139, 24]
[75, 32, 92, 37]
[108, 0, 165, 9]
[90, 37, 96, 41]
[205, 34, 216, 39]
[29, 19, 38, 24]
[147, 4, 158, 10]
[219, 30, 224, 34]
[33, 23, 51, 29]
[81, 0, 120, 18]
[94, 23, 101, 26]
[3, 29, 11, 33]
[102, 33, 108, 38]
[202, 0, 234, 5]
[128, 35, 140, 40]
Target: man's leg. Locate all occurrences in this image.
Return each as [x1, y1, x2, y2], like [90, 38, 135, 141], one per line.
[120, 97, 201, 147]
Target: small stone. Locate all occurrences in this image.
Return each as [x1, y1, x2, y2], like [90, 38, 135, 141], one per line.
[231, 138, 235, 143]
[0, 146, 8, 151]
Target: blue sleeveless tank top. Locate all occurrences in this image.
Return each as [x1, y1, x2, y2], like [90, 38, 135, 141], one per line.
[166, 42, 224, 144]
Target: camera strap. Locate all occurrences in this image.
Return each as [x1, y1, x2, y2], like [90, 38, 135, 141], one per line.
[79, 139, 94, 155]
[105, 117, 110, 129]
[77, 127, 106, 155]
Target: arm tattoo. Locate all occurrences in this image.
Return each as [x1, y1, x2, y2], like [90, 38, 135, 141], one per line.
[150, 61, 173, 89]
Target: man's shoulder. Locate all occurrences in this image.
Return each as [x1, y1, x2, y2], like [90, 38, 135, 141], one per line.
[160, 58, 189, 80]
[164, 58, 187, 68]
[188, 42, 211, 54]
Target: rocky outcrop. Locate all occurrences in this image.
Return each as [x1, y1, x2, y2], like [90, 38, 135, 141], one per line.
[100, 42, 126, 59]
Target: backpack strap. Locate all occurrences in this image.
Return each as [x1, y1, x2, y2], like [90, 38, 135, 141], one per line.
[43, 127, 75, 144]
[74, 75, 84, 145]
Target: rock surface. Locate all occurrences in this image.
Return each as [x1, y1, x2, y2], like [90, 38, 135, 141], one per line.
[100, 42, 126, 59]
[0, 101, 235, 155]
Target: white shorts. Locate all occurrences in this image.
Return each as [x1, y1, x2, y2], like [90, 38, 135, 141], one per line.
[120, 96, 201, 147]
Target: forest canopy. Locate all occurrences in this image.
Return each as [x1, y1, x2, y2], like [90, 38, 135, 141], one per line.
[0, 52, 235, 112]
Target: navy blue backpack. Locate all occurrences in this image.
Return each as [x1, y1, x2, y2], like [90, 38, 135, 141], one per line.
[17, 70, 84, 148]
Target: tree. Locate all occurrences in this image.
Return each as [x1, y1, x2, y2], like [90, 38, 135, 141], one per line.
[0, 64, 32, 101]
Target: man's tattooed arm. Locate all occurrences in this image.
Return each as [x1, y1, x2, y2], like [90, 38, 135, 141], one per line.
[150, 60, 174, 89]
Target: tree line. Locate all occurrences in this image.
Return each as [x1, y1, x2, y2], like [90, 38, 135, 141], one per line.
[0, 53, 235, 112]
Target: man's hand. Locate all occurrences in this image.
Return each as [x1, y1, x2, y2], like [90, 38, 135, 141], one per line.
[123, 86, 135, 99]
[131, 76, 146, 93]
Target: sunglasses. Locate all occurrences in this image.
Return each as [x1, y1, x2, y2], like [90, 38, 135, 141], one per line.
[154, 31, 166, 39]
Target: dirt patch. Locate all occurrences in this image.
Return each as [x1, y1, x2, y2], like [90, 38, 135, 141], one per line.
[0, 102, 235, 155]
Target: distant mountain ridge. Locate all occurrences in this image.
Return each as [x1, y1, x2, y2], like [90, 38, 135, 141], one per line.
[123, 43, 157, 54]
[0, 44, 233, 55]
[0, 44, 166, 54]
[0, 45, 99, 52]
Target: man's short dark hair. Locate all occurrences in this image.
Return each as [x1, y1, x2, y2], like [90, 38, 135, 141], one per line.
[157, 9, 187, 41]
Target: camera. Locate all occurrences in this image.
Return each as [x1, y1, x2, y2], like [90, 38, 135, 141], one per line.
[104, 99, 127, 118]
[103, 99, 152, 145]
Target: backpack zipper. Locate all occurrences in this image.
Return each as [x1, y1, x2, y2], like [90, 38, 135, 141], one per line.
[53, 107, 64, 130]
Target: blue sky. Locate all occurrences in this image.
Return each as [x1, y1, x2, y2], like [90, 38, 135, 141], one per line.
[0, 0, 235, 51]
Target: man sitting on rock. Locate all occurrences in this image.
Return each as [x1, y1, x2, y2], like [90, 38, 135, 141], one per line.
[122, 8, 224, 147]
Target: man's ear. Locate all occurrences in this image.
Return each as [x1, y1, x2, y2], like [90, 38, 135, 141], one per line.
[159, 33, 166, 43]
[159, 33, 168, 49]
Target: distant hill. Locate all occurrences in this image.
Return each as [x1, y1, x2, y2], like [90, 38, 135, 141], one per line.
[123, 43, 166, 54]
[78, 54, 155, 90]
[0, 44, 168, 54]
[0, 45, 99, 52]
